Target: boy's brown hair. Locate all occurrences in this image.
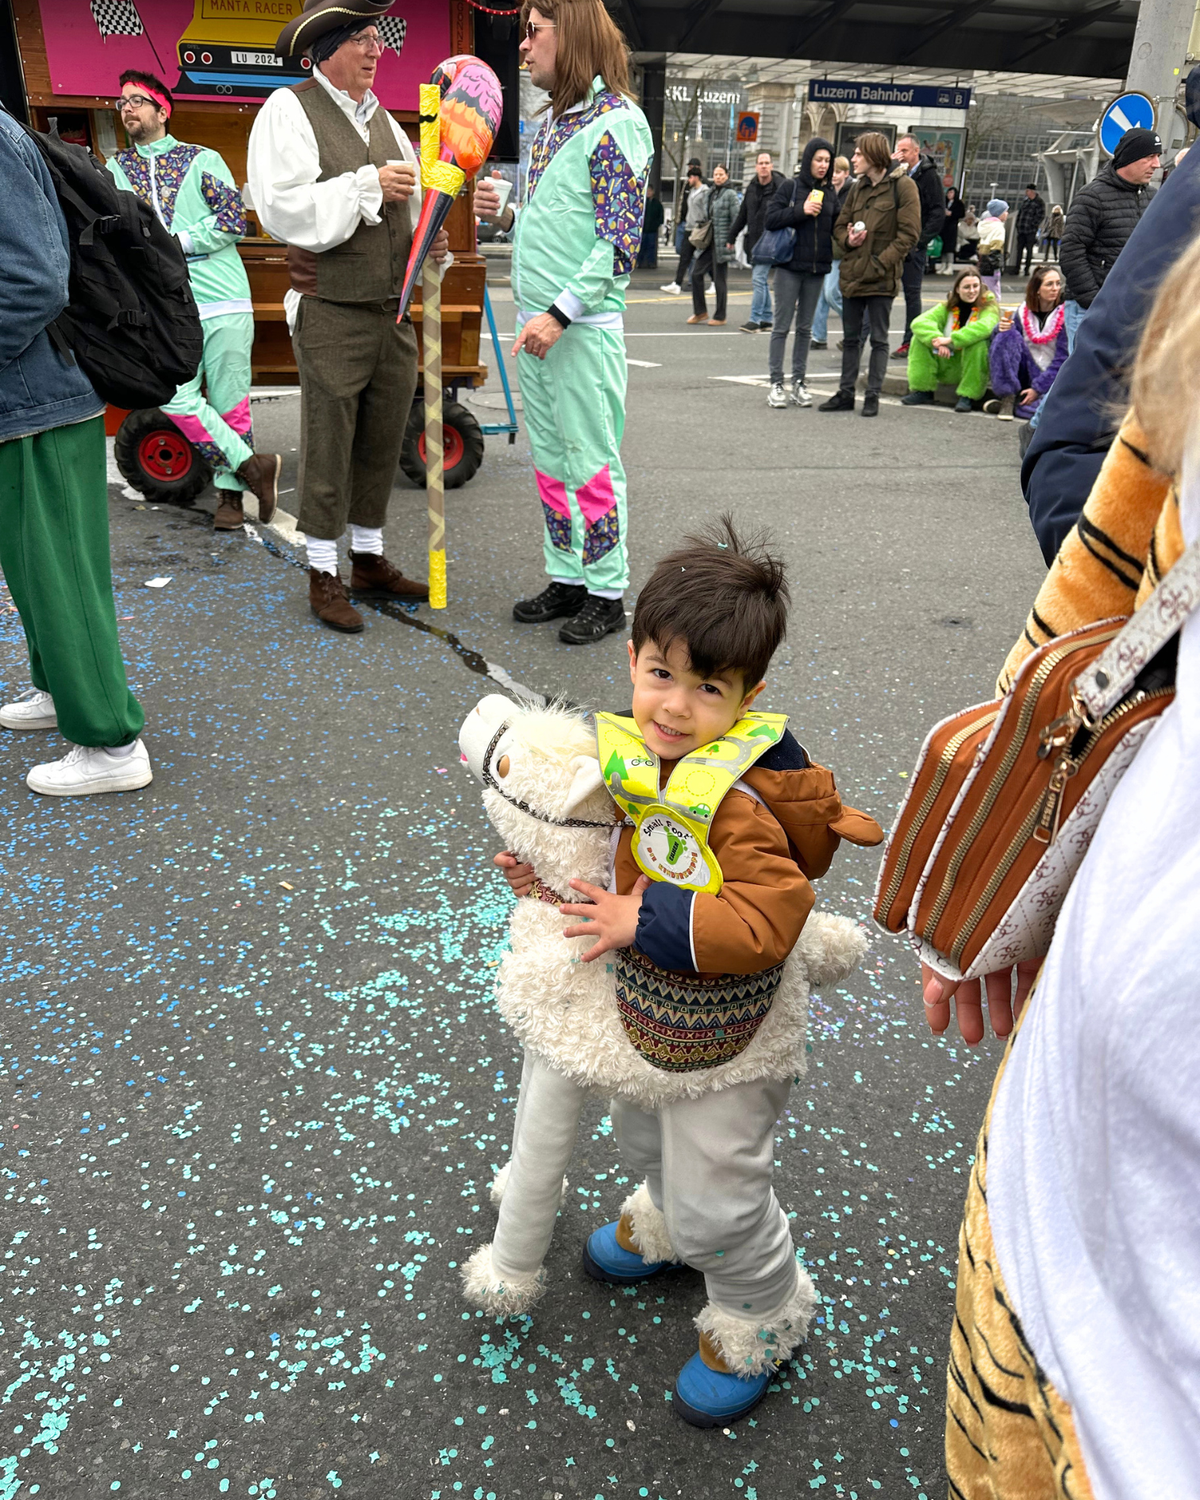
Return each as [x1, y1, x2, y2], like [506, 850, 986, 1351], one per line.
[631, 516, 790, 692]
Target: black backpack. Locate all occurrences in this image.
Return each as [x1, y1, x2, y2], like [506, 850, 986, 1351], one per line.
[20, 123, 203, 410]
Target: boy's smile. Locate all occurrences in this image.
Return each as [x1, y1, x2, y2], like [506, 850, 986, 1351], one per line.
[628, 638, 764, 762]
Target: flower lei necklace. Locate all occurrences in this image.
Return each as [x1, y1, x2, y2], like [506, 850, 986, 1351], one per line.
[1019, 302, 1065, 345]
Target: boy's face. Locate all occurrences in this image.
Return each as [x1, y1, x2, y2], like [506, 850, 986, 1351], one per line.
[628, 638, 764, 761]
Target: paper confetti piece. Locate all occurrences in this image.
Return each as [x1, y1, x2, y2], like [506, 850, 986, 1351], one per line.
[144, 577, 172, 589]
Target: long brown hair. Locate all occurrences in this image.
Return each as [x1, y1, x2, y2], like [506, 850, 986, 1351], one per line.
[1024, 263, 1064, 311]
[521, 0, 631, 116]
[854, 131, 893, 175]
[947, 266, 994, 314]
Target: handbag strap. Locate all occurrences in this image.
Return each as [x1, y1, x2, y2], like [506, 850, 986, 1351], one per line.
[1075, 532, 1200, 719]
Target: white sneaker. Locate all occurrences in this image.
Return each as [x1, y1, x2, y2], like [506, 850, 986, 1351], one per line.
[767, 382, 788, 409]
[660, 282, 681, 294]
[0, 688, 57, 730]
[791, 381, 813, 408]
[26, 739, 153, 797]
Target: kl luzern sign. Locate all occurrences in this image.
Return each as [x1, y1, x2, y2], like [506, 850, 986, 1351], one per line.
[808, 79, 972, 110]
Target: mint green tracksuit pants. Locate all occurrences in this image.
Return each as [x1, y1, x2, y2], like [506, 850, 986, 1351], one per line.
[516, 322, 630, 595]
[0, 416, 143, 747]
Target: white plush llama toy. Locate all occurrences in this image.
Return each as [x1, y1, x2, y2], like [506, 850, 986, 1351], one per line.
[458, 693, 868, 1323]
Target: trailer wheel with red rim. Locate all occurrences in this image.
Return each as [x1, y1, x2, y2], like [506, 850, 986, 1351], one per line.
[114, 408, 213, 506]
[400, 400, 485, 490]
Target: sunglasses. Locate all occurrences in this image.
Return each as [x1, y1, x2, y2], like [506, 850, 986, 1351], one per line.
[524, 20, 556, 41]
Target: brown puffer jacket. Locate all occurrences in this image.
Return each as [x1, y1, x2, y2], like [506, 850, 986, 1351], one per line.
[833, 164, 922, 298]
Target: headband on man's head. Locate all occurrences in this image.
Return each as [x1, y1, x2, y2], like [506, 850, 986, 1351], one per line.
[123, 80, 172, 116]
[310, 20, 367, 64]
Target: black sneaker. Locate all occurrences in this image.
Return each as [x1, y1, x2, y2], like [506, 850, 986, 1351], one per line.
[809, 338, 827, 349]
[901, 390, 935, 406]
[955, 396, 975, 414]
[818, 389, 855, 412]
[513, 581, 587, 624]
[861, 393, 880, 417]
[739, 320, 760, 332]
[558, 594, 626, 645]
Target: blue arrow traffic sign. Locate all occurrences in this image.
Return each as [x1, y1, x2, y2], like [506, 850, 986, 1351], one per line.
[1098, 92, 1156, 156]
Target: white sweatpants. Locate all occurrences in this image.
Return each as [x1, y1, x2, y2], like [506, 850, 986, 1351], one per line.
[490, 1047, 799, 1321]
[612, 1077, 798, 1318]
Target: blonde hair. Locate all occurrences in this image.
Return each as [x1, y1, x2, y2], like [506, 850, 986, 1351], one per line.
[854, 132, 893, 175]
[1130, 236, 1200, 472]
[520, 0, 631, 116]
[834, 155, 850, 173]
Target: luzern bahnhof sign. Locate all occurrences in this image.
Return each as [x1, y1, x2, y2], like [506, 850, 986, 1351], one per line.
[808, 80, 972, 110]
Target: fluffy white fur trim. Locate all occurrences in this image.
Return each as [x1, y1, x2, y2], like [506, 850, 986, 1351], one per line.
[460, 1242, 548, 1316]
[488, 1159, 567, 1208]
[797, 912, 870, 988]
[618, 1182, 676, 1264]
[694, 1262, 817, 1377]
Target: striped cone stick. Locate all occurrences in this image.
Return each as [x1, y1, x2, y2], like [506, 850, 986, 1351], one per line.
[423, 255, 446, 608]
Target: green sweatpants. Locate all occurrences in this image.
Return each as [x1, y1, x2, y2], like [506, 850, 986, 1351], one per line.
[516, 322, 630, 594]
[0, 416, 144, 747]
[906, 337, 991, 400]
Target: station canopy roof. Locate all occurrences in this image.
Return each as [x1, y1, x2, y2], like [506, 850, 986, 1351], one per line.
[617, 0, 1137, 82]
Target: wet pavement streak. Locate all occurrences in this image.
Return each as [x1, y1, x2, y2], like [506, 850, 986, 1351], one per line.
[0, 275, 1047, 1500]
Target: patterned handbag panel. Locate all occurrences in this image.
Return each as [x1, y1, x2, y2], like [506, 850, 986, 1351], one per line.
[614, 948, 784, 1072]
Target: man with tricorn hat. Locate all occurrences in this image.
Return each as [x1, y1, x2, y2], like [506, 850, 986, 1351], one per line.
[247, 0, 449, 633]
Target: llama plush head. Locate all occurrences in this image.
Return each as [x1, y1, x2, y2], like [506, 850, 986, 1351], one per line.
[459, 695, 616, 898]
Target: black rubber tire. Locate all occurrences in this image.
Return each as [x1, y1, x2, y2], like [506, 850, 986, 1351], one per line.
[399, 399, 486, 489]
[114, 407, 212, 506]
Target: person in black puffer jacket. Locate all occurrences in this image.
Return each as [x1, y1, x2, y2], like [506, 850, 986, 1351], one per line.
[762, 136, 837, 409]
[1058, 127, 1160, 350]
[894, 134, 946, 352]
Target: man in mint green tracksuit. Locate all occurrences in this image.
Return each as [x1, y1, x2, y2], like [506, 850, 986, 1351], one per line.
[483, 0, 651, 646]
[107, 70, 280, 531]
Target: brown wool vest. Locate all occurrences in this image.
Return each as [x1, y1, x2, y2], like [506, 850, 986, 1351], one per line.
[286, 79, 413, 303]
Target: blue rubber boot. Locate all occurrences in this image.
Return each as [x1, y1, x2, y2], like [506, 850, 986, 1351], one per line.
[582, 1219, 676, 1285]
[673, 1349, 777, 1429]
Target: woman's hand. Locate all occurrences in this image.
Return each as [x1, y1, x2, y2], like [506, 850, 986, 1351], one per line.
[920, 961, 1040, 1045]
[560, 876, 650, 963]
[998, 310, 1014, 331]
[494, 850, 536, 897]
[1019, 387, 1038, 407]
[803, 196, 821, 217]
[932, 335, 954, 357]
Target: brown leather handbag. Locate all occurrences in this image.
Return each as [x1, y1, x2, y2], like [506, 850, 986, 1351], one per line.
[874, 541, 1200, 980]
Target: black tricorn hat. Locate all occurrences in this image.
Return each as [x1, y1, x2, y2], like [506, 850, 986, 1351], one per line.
[275, 0, 393, 59]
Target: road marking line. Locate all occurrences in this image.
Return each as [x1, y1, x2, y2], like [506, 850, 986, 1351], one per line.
[626, 358, 662, 367]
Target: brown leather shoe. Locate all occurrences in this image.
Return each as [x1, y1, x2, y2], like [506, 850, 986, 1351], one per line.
[235, 452, 281, 524]
[309, 568, 364, 633]
[213, 493, 245, 530]
[686, 313, 709, 324]
[348, 551, 429, 601]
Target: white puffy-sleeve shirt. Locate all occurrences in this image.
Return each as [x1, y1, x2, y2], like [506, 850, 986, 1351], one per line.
[247, 65, 422, 254]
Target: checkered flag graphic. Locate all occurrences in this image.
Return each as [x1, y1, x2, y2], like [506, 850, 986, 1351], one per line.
[377, 15, 407, 55]
[90, 0, 145, 38]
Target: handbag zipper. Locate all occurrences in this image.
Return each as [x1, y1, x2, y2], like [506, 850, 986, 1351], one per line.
[923, 628, 1120, 936]
[877, 708, 999, 922]
[949, 684, 1174, 964]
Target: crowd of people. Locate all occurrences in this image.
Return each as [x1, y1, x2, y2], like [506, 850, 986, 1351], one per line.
[2, 0, 1198, 1482]
[651, 127, 1136, 422]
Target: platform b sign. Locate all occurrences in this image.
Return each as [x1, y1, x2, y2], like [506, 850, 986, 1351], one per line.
[736, 111, 760, 143]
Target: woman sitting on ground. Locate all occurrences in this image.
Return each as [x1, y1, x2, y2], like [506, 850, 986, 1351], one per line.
[901, 267, 1000, 413]
[984, 264, 1067, 421]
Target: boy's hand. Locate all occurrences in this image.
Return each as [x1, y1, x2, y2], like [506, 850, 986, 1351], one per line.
[494, 850, 536, 898]
[560, 876, 650, 963]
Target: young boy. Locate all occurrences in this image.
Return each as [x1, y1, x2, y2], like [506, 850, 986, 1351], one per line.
[496, 520, 882, 1425]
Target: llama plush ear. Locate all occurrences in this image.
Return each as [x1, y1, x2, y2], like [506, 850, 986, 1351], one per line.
[562, 755, 606, 817]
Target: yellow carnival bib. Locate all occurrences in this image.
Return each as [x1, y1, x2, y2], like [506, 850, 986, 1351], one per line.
[595, 712, 789, 895]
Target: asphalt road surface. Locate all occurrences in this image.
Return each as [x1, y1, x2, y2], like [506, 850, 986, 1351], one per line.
[0, 266, 1046, 1500]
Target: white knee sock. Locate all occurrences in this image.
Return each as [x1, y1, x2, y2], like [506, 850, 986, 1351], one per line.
[305, 536, 339, 575]
[349, 525, 384, 555]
